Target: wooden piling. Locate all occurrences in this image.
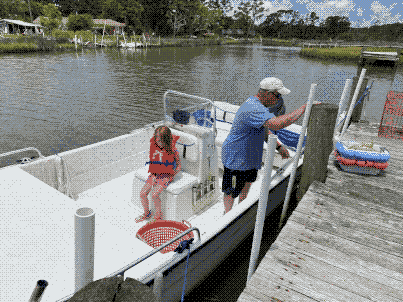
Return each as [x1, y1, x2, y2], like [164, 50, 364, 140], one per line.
[296, 104, 338, 201]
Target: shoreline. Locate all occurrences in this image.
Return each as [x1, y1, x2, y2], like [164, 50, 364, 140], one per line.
[0, 36, 257, 54]
[262, 38, 403, 64]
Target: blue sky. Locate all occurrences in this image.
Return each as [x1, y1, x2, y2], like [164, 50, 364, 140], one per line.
[229, 0, 403, 27]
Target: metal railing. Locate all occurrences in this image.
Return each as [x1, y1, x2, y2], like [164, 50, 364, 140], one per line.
[55, 226, 201, 302]
[0, 147, 44, 160]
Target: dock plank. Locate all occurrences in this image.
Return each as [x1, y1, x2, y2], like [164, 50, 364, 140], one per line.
[244, 273, 317, 302]
[288, 208, 403, 257]
[264, 240, 403, 301]
[277, 220, 403, 281]
[295, 184, 403, 235]
[272, 239, 403, 293]
[253, 257, 372, 302]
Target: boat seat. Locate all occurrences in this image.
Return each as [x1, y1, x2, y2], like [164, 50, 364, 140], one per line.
[134, 166, 198, 195]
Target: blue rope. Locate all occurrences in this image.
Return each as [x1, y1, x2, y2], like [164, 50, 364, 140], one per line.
[174, 238, 194, 302]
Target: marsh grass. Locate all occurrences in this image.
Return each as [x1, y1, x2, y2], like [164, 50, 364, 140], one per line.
[300, 46, 403, 63]
[0, 36, 82, 53]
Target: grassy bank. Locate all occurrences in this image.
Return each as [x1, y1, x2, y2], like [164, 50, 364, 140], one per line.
[299, 46, 403, 64]
[0, 35, 82, 53]
[262, 38, 299, 47]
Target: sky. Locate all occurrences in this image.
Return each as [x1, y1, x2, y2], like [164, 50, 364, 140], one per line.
[229, 0, 403, 28]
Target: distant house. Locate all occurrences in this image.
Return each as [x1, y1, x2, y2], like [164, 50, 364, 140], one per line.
[33, 17, 126, 34]
[0, 19, 43, 35]
[222, 29, 255, 37]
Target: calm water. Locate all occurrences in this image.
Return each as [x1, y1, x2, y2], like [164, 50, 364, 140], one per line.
[1, 45, 403, 157]
[1, 44, 403, 300]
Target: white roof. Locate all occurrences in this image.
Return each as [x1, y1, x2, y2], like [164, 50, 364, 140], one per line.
[1, 19, 42, 27]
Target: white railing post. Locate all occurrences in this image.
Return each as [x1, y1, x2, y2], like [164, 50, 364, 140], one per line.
[334, 78, 352, 138]
[339, 68, 367, 139]
[279, 83, 317, 228]
[247, 135, 277, 283]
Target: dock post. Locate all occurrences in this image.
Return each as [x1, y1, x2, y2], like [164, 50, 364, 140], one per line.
[349, 77, 369, 125]
[295, 103, 338, 202]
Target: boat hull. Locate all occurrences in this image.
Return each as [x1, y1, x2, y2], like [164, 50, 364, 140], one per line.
[145, 166, 302, 301]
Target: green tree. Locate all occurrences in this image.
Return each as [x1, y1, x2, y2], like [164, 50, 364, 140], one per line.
[234, 0, 264, 38]
[322, 16, 351, 40]
[40, 3, 62, 35]
[188, 3, 222, 35]
[66, 13, 94, 31]
[124, 0, 144, 33]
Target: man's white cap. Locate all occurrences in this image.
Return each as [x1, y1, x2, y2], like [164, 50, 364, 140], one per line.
[259, 77, 291, 95]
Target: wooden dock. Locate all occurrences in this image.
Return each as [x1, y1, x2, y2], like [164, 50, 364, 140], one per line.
[238, 121, 403, 302]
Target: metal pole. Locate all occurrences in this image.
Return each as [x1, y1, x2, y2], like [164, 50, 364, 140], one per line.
[247, 135, 277, 283]
[29, 280, 48, 302]
[339, 68, 367, 139]
[334, 79, 352, 138]
[279, 83, 317, 228]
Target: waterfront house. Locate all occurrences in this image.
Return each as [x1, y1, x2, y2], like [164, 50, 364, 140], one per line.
[33, 17, 126, 34]
[0, 19, 43, 35]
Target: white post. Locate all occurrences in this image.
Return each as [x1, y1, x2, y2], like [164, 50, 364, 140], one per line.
[80, 35, 82, 46]
[101, 20, 106, 47]
[334, 78, 352, 138]
[247, 135, 277, 283]
[74, 208, 95, 293]
[74, 34, 77, 50]
[339, 68, 367, 139]
[279, 83, 317, 228]
[159, 36, 161, 46]
[94, 34, 96, 46]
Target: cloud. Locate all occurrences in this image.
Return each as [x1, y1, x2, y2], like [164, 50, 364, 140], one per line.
[357, 7, 363, 17]
[230, 0, 294, 24]
[367, 1, 402, 25]
[305, 0, 355, 21]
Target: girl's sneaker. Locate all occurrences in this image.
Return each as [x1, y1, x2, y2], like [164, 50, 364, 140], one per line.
[135, 210, 152, 223]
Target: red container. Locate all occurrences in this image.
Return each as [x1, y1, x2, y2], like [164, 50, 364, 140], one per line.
[136, 220, 194, 254]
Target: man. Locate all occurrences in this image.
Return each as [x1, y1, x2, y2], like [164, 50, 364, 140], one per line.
[221, 77, 321, 213]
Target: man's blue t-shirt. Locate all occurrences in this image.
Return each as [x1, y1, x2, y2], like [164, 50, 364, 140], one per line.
[221, 96, 275, 171]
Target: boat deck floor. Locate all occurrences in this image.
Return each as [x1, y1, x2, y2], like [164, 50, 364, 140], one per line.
[239, 122, 403, 302]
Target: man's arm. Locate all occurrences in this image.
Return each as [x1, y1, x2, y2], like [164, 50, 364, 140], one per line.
[263, 104, 307, 131]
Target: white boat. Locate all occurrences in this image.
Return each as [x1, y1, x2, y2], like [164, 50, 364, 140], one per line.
[0, 90, 306, 302]
[120, 41, 144, 48]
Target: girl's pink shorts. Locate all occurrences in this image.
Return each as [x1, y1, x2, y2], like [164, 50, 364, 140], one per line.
[146, 173, 174, 189]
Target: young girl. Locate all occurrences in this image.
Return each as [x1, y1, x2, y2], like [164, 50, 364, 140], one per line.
[136, 126, 182, 223]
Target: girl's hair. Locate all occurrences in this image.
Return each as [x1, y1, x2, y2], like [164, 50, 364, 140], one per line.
[153, 126, 173, 154]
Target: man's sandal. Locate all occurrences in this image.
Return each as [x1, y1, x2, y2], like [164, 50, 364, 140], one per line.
[135, 210, 152, 223]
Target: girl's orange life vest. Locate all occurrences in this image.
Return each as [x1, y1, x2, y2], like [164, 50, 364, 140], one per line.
[147, 135, 180, 174]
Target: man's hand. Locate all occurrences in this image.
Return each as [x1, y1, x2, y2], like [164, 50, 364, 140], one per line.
[278, 145, 290, 159]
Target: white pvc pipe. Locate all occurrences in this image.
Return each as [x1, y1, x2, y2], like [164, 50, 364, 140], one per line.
[279, 83, 317, 228]
[334, 78, 352, 138]
[339, 68, 367, 139]
[74, 207, 95, 293]
[247, 135, 277, 283]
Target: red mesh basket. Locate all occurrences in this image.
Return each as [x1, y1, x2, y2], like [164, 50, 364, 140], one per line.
[136, 220, 194, 254]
